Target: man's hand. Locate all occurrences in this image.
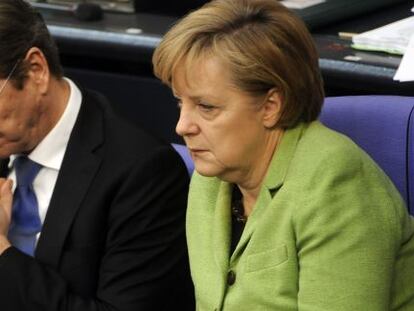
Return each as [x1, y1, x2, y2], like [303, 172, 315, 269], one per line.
[0, 178, 13, 255]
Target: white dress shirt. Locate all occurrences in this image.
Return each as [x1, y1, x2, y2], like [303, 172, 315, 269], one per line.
[8, 78, 82, 241]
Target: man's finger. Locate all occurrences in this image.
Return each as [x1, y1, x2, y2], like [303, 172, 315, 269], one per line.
[0, 178, 6, 189]
[0, 179, 13, 215]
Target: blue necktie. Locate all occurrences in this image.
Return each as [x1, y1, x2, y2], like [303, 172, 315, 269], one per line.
[8, 156, 42, 256]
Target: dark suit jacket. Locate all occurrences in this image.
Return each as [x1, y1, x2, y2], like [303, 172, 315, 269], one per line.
[0, 88, 194, 310]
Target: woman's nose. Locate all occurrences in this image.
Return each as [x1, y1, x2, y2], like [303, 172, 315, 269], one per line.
[176, 106, 199, 137]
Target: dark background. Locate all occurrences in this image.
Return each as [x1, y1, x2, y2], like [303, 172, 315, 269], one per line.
[34, 1, 414, 143]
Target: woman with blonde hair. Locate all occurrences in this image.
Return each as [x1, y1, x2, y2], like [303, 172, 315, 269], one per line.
[153, 0, 414, 309]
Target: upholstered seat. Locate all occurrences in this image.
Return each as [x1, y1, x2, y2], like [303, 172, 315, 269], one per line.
[320, 96, 414, 214]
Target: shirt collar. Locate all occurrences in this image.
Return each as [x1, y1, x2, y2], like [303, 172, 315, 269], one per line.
[10, 78, 82, 170]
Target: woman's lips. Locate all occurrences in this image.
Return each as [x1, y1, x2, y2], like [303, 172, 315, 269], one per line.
[189, 148, 208, 154]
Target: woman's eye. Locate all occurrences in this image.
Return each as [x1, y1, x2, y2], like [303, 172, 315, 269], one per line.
[198, 102, 215, 112]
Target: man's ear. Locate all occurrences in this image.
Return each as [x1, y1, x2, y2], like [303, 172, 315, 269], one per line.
[262, 88, 282, 128]
[24, 47, 50, 94]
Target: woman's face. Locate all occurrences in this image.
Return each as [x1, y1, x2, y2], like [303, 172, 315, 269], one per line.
[173, 56, 280, 183]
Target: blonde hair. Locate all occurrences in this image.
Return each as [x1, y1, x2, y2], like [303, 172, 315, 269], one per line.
[153, 0, 324, 128]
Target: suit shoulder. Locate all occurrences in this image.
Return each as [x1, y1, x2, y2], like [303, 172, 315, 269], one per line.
[293, 122, 377, 174]
[285, 122, 404, 209]
[287, 122, 405, 223]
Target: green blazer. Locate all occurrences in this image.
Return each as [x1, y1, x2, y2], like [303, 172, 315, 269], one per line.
[186, 121, 414, 311]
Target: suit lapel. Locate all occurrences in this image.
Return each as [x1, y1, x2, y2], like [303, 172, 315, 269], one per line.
[35, 91, 104, 266]
[230, 187, 273, 263]
[213, 182, 232, 273]
[230, 123, 306, 264]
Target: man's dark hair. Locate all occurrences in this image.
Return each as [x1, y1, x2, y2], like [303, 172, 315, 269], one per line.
[0, 0, 63, 88]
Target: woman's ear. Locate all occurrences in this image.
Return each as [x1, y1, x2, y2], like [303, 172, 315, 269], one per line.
[24, 47, 50, 94]
[262, 88, 282, 128]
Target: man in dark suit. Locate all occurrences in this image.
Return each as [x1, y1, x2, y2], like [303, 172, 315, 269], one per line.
[0, 1, 194, 310]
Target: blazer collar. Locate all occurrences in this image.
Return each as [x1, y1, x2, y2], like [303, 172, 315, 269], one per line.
[213, 182, 232, 272]
[263, 122, 306, 192]
[35, 89, 104, 266]
[226, 122, 306, 264]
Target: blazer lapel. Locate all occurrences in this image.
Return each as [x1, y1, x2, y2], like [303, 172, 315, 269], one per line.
[230, 123, 306, 263]
[230, 187, 273, 263]
[213, 182, 232, 273]
[35, 92, 104, 266]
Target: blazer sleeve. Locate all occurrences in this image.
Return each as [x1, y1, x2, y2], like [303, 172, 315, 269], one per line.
[0, 146, 194, 311]
[293, 151, 408, 311]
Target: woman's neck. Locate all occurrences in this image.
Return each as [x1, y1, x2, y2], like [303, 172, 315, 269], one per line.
[237, 128, 284, 217]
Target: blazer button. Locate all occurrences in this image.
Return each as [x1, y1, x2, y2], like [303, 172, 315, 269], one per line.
[227, 270, 236, 286]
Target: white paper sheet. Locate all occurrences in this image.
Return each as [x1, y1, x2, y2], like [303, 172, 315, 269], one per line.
[352, 16, 414, 55]
[394, 34, 414, 82]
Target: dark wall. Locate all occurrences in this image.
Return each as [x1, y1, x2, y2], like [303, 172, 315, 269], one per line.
[134, 0, 209, 16]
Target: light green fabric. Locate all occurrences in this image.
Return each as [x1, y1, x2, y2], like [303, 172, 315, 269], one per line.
[186, 121, 414, 311]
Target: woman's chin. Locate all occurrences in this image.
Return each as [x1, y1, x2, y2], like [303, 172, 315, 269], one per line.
[194, 168, 218, 177]
[193, 163, 223, 178]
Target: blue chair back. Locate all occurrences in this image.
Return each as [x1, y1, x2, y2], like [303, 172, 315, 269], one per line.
[320, 96, 414, 214]
[172, 143, 194, 176]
